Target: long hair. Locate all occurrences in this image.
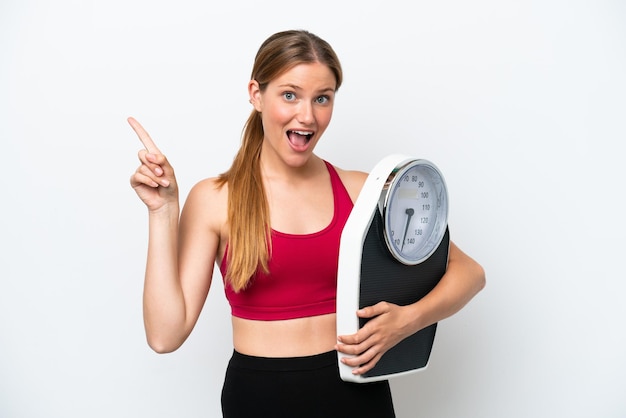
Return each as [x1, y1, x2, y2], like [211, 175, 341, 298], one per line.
[216, 30, 343, 292]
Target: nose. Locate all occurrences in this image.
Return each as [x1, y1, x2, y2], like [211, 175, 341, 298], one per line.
[296, 101, 315, 125]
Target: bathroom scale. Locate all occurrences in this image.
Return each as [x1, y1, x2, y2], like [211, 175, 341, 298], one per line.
[336, 154, 450, 383]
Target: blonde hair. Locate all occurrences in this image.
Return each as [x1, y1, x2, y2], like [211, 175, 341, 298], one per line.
[216, 30, 343, 292]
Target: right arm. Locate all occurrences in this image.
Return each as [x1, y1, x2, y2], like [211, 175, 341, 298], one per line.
[129, 117, 223, 353]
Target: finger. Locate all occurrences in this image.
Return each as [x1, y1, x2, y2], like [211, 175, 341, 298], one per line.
[336, 332, 360, 346]
[337, 344, 379, 372]
[127, 116, 161, 154]
[343, 348, 375, 368]
[131, 171, 159, 189]
[336, 329, 372, 352]
[351, 352, 383, 375]
[357, 302, 390, 319]
[138, 149, 165, 176]
[356, 307, 375, 319]
[137, 164, 170, 187]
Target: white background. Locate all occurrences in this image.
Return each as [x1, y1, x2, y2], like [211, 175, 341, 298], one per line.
[1, 1, 625, 417]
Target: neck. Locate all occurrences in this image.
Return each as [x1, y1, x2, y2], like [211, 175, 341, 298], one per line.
[259, 150, 325, 183]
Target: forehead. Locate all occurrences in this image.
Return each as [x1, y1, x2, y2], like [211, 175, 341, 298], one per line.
[269, 62, 337, 91]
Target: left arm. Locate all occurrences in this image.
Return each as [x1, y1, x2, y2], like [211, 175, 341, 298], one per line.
[336, 241, 486, 375]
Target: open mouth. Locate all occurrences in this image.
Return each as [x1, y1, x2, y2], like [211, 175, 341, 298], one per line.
[287, 130, 313, 148]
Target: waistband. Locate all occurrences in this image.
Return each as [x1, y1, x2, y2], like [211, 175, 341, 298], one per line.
[229, 350, 337, 372]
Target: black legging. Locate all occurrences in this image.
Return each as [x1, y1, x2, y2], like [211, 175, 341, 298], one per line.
[221, 350, 396, 418]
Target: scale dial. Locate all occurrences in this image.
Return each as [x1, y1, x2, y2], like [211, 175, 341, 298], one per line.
[381, 159, 448, 265]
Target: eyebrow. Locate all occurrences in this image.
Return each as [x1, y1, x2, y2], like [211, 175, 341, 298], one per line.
[277, 83, 336, 93]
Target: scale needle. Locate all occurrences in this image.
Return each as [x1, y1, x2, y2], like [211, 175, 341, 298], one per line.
[401, 208, 414, 251]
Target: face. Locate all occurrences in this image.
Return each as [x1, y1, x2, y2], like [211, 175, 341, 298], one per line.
[249, 62, 337, 168]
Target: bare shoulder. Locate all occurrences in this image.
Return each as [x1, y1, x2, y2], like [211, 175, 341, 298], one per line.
[331, 164, 369, 203]
[182, 177, 228, 231]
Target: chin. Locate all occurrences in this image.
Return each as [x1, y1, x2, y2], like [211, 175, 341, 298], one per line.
[284, 152, 315, 168]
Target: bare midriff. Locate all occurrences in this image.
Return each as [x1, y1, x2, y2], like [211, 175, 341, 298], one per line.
[231, 313, 337, 357]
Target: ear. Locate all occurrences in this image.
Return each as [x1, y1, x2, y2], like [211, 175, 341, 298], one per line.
[248, 79, 262, 112]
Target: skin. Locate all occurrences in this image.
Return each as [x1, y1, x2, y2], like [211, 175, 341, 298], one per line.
[130, 62, 486, 375]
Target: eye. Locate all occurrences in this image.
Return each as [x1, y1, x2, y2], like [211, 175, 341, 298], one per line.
[315, 95, 330, 105]
[283, 92, 296, 101]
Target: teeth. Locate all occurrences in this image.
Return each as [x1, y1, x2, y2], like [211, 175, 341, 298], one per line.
[292, 130, 312, 136]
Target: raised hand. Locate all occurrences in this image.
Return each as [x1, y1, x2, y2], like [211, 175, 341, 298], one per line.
[128, 117, 179, 212]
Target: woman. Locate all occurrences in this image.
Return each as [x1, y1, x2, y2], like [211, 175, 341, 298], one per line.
[130, 29, 485, 418]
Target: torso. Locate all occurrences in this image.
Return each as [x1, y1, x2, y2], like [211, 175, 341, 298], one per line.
[231, 314, 338, 357]
[216, 156, 367, 357]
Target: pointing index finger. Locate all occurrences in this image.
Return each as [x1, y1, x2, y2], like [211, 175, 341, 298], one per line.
[127, 116, 161, 154]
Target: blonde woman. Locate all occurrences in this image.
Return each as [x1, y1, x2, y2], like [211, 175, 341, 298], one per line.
[129, 29, 485, 417]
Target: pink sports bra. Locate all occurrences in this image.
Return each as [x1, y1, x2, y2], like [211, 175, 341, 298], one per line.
[220, 161, 354, 321]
